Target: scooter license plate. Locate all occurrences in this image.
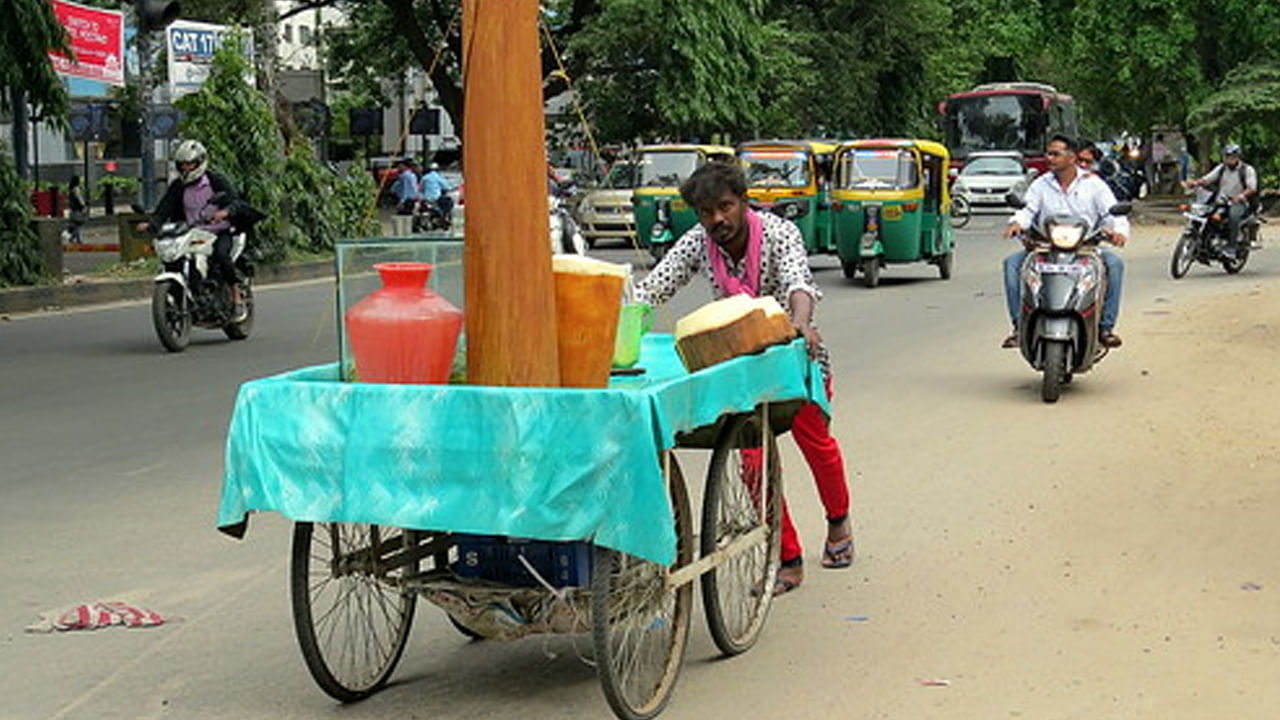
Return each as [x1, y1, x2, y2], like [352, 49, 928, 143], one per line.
[1040, 263, 1080, 275]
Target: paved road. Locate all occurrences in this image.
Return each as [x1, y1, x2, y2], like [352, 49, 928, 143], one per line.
[1, 213, 1273, 719]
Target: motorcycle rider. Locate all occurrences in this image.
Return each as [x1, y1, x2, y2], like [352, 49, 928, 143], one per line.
[1002, 135, 1129, 349]
[392, 157, 421, 216]
[1183, 143, 1257, 254]
[137, 139, 248, 321]
[419, 161, 454, 222]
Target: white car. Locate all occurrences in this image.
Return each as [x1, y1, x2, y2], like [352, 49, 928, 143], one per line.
[951, 151, 1036, 206]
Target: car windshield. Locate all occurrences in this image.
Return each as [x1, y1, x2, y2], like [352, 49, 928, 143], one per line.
[961, 157, 1023, 176]
[741, 150, 809, 188]
[838, 149, 917, 190]
[638, 151, 699, 187]
[603, 162, 637, 189]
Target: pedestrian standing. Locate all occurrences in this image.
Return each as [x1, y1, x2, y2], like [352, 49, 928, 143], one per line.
[66, 175, 87, 244]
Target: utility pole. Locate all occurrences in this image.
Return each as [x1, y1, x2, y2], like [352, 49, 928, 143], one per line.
[134, 1, 180, 209]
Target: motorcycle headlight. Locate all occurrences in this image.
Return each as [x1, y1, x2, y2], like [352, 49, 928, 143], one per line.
[1048, 223, 1086, 250]
[154, 237, 182, 263]
[651, 222, 666, 235]
[782, 202, 801, 219]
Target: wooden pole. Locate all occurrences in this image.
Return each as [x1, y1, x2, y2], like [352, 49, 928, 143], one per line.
[462, 0, 560, 387]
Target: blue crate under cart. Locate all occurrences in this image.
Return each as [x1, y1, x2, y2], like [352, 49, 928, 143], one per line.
[454, 534, 593, 588]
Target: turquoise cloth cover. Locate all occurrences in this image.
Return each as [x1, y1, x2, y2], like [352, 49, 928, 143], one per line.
[218, 335, 827, 566]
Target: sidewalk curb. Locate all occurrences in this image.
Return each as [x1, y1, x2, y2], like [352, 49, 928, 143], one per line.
[0, 260, 334, 315]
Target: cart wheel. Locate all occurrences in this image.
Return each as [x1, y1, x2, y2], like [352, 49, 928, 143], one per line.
[594, 453, 693, 720]
[701, 410, 782, 656]
[291, 522, 419, 702]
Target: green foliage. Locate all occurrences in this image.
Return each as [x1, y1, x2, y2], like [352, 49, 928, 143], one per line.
[281, 137, 380, 252]
[98, 175, 141, 197]
[0, 0, 71, 122]
[0, 141, 45, 287]
[176, 33, 379, 262]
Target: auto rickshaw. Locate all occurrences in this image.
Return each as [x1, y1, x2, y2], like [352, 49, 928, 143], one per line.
[632, 144, 735, 261]
[831, 139, 955, 287]
[737, 140, 839, 255]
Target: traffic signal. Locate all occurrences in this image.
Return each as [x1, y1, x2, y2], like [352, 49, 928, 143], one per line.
[348, 107, 383, 137]
[135, 0, 180, 33]
[409, 107, 441, 136]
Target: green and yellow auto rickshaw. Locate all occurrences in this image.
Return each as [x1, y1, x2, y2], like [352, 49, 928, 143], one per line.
[632, 144, 735, 261]
[737, 140, 839, 255]
[832, 139, 955, 287]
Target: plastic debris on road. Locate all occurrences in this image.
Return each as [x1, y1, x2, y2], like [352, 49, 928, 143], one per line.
[25, 601, 165, 633]
[916, 678, 952, 687]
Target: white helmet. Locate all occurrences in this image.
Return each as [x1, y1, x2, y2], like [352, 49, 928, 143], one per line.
[173, 139, 208, 184]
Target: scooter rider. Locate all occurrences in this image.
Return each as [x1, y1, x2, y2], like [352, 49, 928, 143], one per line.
[1183, 143, 1257, 254]
[420, 162, 454, 220]
[137, 139, 248, 321]
[1001, 135, 1129, 349]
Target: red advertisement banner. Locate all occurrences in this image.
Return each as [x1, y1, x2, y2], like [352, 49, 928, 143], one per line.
[48, 0, 125, 87]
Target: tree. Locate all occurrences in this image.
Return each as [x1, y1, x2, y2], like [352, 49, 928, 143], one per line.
[0, 0, 71, 286]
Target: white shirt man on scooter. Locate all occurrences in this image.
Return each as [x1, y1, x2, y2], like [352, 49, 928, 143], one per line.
[1001, 135, 1130, 349]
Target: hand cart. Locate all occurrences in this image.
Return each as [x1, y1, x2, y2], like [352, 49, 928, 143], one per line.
[218, 334, 828, 720]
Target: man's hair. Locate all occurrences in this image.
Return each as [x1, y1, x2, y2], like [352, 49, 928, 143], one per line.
[1078, 140, 1100, 159]
[679, 160, 747, 210]
[1048, 134, 1079, 153]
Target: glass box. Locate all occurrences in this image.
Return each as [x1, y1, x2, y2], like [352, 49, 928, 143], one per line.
[334, 233, 465, 381]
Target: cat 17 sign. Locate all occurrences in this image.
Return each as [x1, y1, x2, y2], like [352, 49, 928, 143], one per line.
[165, 19, 254, 98]
[48, 0, 126, 86]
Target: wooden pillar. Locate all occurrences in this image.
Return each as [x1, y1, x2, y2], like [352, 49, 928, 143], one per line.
[462, 0, 560, 387]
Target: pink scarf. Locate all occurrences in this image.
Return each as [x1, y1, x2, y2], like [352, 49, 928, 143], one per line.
[707, 209, 763, 297]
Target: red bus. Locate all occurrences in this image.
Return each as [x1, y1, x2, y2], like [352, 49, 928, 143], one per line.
[938, 82, 1079, 174]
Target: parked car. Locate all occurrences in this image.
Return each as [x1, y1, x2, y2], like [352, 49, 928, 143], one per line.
[574, 161, 637, 248]
[950, 151, 1036, 207]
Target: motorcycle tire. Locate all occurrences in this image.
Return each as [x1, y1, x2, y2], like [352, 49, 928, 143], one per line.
[1222, 246, 1249, 274]
[862, 259, 880, 289]
[1041, 341, 1067, 404]
[223, 280, 254, 340]
[152, 281, 191, 353]
[1170, 233, 1196, 279]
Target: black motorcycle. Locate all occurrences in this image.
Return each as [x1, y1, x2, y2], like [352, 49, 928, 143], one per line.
[1096, 156, 1147, 201]
[1170, 190, 1261, 278]
[412, 196, 454, 233]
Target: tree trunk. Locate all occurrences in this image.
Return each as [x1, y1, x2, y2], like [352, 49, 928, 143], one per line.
[462, 0, 559, 387]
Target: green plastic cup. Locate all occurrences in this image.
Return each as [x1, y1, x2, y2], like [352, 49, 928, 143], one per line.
[612, 302, 653, 368]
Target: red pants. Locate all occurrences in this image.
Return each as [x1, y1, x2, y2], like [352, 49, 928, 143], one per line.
[738, 380, 850, 564]
[779, 389, 850, 563]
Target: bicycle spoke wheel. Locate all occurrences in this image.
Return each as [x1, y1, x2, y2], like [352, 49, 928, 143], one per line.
[701, 410, 782, 656]
[291, 522, 419, 702]
[594, 454, 693, 720]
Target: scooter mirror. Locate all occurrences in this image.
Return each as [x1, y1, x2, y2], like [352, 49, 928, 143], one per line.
[1005, 192, 1025, 209]
[1109, 202, 1132, 216]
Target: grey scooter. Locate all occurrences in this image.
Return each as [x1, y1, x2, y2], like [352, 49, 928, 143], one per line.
[1009, 198, 1130, 403]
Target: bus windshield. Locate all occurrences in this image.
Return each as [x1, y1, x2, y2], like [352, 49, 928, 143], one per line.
[741, 150, 810, 188]
[838, 149, 917, 190]
[637, 151, 699, 187]
[944, 94, 1045, 157]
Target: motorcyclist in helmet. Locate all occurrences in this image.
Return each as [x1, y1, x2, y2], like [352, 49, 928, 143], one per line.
[137, 140, 248, 320]
[1183, 143, 1258, 255]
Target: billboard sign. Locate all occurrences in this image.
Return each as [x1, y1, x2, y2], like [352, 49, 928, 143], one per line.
[166, 19, 254, 99]
[48, 0, 126, 87]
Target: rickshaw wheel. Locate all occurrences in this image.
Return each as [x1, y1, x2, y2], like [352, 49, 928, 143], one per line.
[840, 260, 857, 280]
[701, 410, 782, 656]
[594, 453, 693, 720]
[937, 251, 954, 280]
[862, 260, 881, 288]
[291, 522, 419, 703]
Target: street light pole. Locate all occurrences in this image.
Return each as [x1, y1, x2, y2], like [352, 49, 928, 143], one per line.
[138, 29, 156, 209]
[133, 0, 180, 209]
